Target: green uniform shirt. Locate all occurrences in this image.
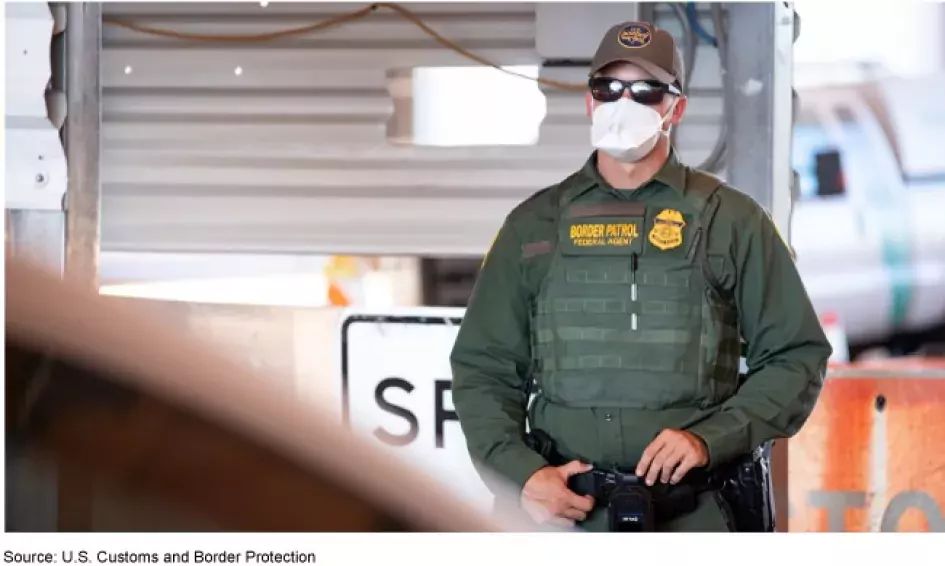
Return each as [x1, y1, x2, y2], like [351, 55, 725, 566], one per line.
[450, 151, 831, 492]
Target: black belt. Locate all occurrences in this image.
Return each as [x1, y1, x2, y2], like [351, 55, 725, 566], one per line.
[568, 466, 722, 524]
[569, 466, 717, 496]
[526, 429, 773, 531]
[527, 430, 723, 526]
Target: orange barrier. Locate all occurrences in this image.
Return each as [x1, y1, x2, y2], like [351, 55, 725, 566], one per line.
[327, 281, 351, 307]
[788, 358, 945, 532]
[325, 256, 359, 307]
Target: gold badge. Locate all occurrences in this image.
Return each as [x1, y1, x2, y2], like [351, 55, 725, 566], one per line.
[649, 209, 686, 251]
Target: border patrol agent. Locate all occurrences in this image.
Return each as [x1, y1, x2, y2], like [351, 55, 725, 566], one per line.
[451, 21, 832, 532]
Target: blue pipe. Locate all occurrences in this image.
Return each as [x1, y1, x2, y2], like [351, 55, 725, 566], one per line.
[686, 2, 718, 47]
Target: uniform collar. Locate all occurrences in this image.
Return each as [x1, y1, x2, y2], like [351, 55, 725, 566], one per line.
[566, 149, 688, 201]
[653, 149, 688, 193]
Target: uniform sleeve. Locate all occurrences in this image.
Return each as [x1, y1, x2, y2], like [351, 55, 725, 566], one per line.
[450, 218, 549, 493]
[686, 205, 832, 467]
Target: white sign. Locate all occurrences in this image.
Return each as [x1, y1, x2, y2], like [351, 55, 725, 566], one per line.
[339, 308, 495, 514]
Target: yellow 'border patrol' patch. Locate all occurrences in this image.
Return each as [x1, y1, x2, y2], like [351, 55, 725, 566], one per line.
[617, 23, 652, 49]
[649, 209, 686, 251]
[569, 221, 640, 248]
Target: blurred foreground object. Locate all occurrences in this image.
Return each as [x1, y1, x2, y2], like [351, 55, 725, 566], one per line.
[5, 254, 527, 532]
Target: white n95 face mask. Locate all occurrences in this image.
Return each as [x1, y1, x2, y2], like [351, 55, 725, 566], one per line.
[590, 97, 676, 163]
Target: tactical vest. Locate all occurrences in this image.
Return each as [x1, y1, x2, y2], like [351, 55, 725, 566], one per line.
[529, 168, 742, 411]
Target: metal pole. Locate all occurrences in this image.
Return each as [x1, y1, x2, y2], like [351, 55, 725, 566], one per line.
[5, 1, 71, 533]
[64, 1, 102, 291]
[55, 1, 103, 531]
[722, 1, 798, 532]
[5, 210, 63, 532]
[722, 2, 776, 207]
[722, 2, 796, 238]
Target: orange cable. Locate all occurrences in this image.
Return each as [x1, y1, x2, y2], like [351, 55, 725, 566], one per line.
[102, 2, 586, 91]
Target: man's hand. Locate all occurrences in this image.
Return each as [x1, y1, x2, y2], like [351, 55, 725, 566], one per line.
[520, 461, 595, 528]
[635, 429, 709, 486]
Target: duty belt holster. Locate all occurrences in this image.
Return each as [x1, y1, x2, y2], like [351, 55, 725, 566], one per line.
[525, 429, 775, 532]
[717, 442, 777, 532]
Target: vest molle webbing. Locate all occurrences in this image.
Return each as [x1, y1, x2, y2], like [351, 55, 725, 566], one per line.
[528, 168, 742, 410]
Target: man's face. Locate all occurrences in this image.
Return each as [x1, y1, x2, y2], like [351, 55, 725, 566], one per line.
[585, 61, 686, 128]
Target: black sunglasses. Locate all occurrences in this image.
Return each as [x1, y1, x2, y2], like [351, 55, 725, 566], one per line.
[588, 77, 682, 105]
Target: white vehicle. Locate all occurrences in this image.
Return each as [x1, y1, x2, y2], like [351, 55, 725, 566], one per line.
[791, 76, 945, 355]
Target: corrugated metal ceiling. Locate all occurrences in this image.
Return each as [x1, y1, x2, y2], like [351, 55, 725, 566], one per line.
[100, 2, 724, 257]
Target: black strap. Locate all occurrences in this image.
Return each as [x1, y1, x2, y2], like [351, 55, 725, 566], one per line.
[683, 167, 728, 302]
[529, 430, 717, 495]
[694, 191, 725, 299]
[568, 467, 719, 499]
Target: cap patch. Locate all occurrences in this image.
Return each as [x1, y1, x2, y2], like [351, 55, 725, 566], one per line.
[617, 24, 652, 49]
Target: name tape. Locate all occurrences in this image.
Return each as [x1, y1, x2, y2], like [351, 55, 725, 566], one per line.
[569, 222, 640, 247]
